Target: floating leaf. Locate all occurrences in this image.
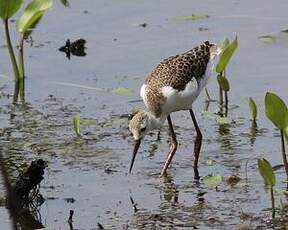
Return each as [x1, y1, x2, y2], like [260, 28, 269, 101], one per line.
[0, 0, 22, 20]
[217, 75, 230, 91]
[59, 0, 70, 7]
[112, 87, 133, 96]
[258, 158, 276, 187]
[173, 14, 209, 21]
[216, 116, 232, 125]
[216, 36, 238, 73]
[275, 188, 288, 195]
[82, 118, 98, 126]
[72, 114, 81, 136]
[227, 174, 241, 185]
[248, 97, 257, 121]
[205, 159, 214, 166]
[17, 0, 53, 33]
[265, 92, 288, 130]
[203, 174, 222, 188]
[258, 35, 276, 44]
[164, 190, 174, 202]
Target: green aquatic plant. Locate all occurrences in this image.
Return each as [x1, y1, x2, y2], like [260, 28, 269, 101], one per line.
[216, 36, 238, 115]
[0, 0, 53, 103]
[172, 14, 209, 21]
[111, 87, 134, 97]
[258, 158, 276, 219]
[72, 114, 81, 137]
[60, 0, 70, 7]
[265, 92, 288, 182]
[202, 174, 222, 188]
[248, 97, 258, 145]
[249, 97, 258, 123]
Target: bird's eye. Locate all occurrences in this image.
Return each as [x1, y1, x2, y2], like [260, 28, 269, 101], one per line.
[140, 127, 146, 132]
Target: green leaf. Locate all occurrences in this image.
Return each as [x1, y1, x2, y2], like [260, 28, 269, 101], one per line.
[0, 0, 22, 20]
[217, 75, 230, 91]
[203, 174, 222, 188]
[248, 97, 257, 121]
[59, 0, 70, 7]
[216, 116, 232, 125]
[265, 92, 288, 130]
[285, 124, 288, 142]
[112, 87, 133, 96]
[81, 118, 98, 126]
[173, 14, 209, 21]
[22, 16, 42, 39]
[72, 114, 81, 136]
[258, 35, 276, 44]
[216, 36, 238, 73]
[221, 37, 230, 50]
[275, 188, 288, 195]
[205, 159, 214, 166]
[258, 158, 276, 187]
[164, 190, 174, 202]
[16, 0, 53, 33]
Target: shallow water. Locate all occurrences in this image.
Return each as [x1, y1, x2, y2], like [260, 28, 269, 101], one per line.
[0, 0, 288, 229]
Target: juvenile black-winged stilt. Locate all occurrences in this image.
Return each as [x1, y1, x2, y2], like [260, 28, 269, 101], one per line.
[129, 41, 221, 179]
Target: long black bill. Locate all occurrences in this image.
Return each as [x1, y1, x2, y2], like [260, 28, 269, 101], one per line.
[129, 139, 141, 173]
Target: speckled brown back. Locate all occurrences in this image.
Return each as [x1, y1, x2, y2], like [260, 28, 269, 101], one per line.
[143, 41, 214, 117]
[145, 41, 213, 91]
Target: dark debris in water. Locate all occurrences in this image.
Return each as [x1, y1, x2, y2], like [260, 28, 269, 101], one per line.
[59, 38, 87, 59]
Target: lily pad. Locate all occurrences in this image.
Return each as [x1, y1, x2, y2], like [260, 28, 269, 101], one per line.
[82, 118, 98, 126]
[216, 116, 232, 125]
[112, 87, 133, 96]
[258, 35, 276, 44]
[173, 14, 209, 21]
[205, 159, 214, 166]
[227, 174, 241, 185]
[203, 174, 222, 188]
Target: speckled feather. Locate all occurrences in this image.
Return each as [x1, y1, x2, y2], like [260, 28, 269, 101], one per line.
[142, 41, 214, 117]
[145, 41, 211, 90]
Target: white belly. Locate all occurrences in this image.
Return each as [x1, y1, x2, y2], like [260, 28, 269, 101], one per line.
[161, 77, 199, 114]
[140, 59, 215, 116]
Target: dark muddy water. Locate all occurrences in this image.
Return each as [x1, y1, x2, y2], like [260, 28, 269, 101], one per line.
[0, 0, 288, 229]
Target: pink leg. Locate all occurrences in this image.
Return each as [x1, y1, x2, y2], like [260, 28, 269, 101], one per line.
[189, 109, 202, 180]
[160, 115, 178, 177]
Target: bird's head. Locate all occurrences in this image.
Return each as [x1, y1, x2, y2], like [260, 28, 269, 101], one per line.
[128, 110, 153, 173]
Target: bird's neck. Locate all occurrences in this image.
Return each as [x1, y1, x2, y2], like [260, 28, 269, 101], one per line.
[147, 112, 166, 130]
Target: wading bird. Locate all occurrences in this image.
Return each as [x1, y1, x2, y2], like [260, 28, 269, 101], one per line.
[129, 41, 221, 179]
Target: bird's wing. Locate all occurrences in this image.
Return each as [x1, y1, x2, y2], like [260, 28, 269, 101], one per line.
[145, 42, 212, 92]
